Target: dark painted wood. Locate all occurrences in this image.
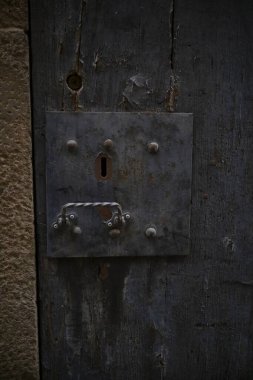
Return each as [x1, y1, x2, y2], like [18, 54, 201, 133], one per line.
[172, 1, 253, 378]
[30, 0, 253, 378]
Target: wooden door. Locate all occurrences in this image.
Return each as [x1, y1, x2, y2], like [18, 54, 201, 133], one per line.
[30, 0, 253, 378]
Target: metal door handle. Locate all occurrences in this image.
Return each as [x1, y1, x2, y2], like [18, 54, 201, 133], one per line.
[52, 201, 131, 236]
[61, 202, 123, 218]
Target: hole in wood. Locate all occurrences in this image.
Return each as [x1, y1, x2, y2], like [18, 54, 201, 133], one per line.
[66, 73, 82, 91]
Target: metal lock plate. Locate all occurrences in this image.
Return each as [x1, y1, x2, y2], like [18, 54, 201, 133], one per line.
[46, 112, 193, 257]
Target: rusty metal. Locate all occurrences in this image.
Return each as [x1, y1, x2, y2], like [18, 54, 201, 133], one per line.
[147, 142, 159, 153]
[66, 139, 78, 151]
[103, 139, 113, 150]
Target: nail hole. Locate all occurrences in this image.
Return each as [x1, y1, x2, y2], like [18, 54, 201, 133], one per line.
[66, 73, 82, 91]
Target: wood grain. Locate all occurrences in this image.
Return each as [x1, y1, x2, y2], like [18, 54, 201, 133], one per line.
[30, 0, 253, 378]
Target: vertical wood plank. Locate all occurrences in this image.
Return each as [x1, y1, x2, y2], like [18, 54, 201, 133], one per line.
[30, 1, 175, 378]
[172, 0, 253, 378]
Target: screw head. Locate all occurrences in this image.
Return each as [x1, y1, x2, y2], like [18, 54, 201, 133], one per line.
[69, 214, 75, 220]
[57, 217, 63, 225]
[103, 139, 113, 150]
[53, 223, 58, 230]
[148, 142, 159, 153]
[145, 226, 157, 238]
[107, 222, 113, 228]
[109, 229, 121, 238]
[125, 213, 131, 220]
[66, 139, 78, 151]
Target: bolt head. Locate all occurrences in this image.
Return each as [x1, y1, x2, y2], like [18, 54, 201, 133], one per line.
[66, 139, 78, 151]
[73, 226, 82, 235]
[148, 142, 159, 153]
[103, 139, 113, 150]
[145, 226, 157, 238]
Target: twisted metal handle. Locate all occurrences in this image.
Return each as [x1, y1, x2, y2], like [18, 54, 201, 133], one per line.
[61, 202, 122, 219]
[52, 201, 130, 236]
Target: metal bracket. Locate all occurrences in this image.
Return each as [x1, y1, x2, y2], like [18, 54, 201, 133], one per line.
[46, 112, 193, 257]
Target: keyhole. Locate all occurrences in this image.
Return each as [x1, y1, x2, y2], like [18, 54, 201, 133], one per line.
[101, 156, 107, 178]
[95, 153, 112, 180]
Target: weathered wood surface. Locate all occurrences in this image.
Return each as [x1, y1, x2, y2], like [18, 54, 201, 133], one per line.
[30, 0, 253, 378]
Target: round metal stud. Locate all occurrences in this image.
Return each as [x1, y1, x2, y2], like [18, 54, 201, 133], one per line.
[72, 226, 82, 235]
[53, 223, 58, 230]
[103, 139, 113, 150]
[125, 213, 131, 220]
[147, 142, 159, 153]
[69, 214, 75, 220]
[145, 226, 157, 238]
[107, 222, 113, 228]
[66, 139, 78, 151]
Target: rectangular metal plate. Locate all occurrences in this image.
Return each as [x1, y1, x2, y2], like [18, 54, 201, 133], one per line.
[46, 112, 193, 257]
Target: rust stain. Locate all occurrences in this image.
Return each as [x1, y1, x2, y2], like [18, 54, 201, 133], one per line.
[165, 82, 179, 112]
[203, 193, 209, 200]
[164, 70, 179, 112]
[72, 93, 79, 111]
[148, 173, 156, 183]
[97, 206, 112, 221]
[99, 263, 110, 280]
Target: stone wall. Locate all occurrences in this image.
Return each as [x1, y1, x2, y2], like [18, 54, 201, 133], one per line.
[0, 1, 39, 379]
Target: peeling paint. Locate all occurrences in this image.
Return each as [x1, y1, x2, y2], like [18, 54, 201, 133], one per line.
[122, 73, 153, 108]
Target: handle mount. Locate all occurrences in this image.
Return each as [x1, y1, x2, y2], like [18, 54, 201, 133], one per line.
[52, 202, 131, 237]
